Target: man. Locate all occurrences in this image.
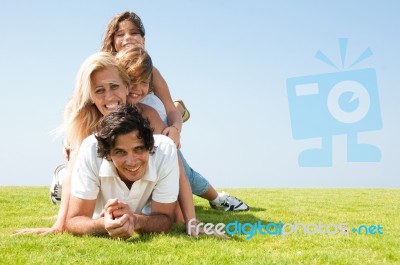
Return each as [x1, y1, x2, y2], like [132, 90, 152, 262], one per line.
[65, 104, 179, 238]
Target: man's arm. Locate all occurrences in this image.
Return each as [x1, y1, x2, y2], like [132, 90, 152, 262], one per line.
[133, 200, 176, 234]
[109, 199, 176, 234]
[66, 197, 135, 238]
[67, 196, 175, 237]
[65, 195, 107, 236]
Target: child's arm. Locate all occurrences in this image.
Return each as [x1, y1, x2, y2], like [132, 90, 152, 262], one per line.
[152, 67, 182, 148]
[138, 104, 166, 134]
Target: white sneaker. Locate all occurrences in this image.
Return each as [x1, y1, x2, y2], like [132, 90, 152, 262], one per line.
[209, 192, 250, 211]
[50, 164, 66, 205]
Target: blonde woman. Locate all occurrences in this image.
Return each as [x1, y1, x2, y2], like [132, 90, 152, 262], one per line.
[15, 52, 198, 236]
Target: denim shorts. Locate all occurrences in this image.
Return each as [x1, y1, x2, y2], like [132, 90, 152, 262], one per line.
[178, 150, 210, 195]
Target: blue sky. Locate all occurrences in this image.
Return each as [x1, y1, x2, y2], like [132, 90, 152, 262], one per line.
[1, 1, 399, 187]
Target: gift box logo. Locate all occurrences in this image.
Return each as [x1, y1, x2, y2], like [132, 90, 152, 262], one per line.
[286, 38, 382, 167]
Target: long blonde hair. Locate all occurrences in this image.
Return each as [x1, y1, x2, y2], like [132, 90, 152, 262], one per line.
[64, 52, 130, 151]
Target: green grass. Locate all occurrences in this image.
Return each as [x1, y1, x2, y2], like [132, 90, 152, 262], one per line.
[1, 187, 399, 264]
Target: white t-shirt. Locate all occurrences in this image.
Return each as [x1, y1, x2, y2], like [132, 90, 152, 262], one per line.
[140, 92, 168, 125]
[71, 134, 179, 219]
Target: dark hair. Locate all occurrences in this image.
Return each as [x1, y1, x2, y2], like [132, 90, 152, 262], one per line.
[101, 11, 146, 54]
[96, 104, 154, 158]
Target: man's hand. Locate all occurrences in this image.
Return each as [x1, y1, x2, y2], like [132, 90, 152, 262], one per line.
[103, 199, 135, 238]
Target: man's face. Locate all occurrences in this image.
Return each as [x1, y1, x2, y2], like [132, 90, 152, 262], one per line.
[109, 130, 149, 185]
[127, 82, 150, 104]
[114, 20, 145, 52]
[91, 68, 127, 116]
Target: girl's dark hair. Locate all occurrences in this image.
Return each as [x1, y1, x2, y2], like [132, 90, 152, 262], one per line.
[101, 11, 146, 54]
[96, 104, 154, 158]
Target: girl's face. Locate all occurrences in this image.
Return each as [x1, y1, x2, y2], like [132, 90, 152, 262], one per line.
[114, 20, 145, 52]
[90, 68, 127, 116]
[127, 82, 150, 104]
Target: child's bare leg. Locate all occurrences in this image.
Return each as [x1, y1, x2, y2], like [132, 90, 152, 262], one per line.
[174, 101, 185, 116]
[174, 100, 190, 122]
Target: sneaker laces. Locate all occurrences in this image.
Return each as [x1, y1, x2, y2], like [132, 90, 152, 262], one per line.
[51, 184, 62, 198]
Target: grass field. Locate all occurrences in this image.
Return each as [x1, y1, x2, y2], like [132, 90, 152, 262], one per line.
[0, 187, 399, 264]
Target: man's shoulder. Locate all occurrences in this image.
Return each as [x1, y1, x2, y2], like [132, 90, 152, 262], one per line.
[152, 135, 176, 159]
[78, 135, 99, 157]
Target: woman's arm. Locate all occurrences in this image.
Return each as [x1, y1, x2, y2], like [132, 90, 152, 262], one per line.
[13, 151, 77, 235]
[138, 103, 197, 235]
[177, 157, 196, 233]
[50, 151, 76, 232]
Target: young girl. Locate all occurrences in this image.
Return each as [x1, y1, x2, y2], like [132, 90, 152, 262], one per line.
[113, 41, 249, 212]
[100, 11, 183, 148]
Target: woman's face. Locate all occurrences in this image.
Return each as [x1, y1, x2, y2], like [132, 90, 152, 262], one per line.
[91, 68, 127, 116]
[114, 20, 145, 52]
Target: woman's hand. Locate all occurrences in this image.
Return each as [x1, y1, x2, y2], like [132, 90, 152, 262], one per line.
[12, 225, 63, 236]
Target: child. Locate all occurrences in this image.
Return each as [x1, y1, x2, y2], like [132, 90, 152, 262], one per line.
[114, 43, 249, 211]
[100, 11, 183, 149]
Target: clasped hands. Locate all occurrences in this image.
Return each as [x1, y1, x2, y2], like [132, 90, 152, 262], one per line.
[101, 198, 136, 239]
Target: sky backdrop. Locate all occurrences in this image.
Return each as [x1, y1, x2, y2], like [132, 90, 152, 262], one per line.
[1, 1, 399, 188]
